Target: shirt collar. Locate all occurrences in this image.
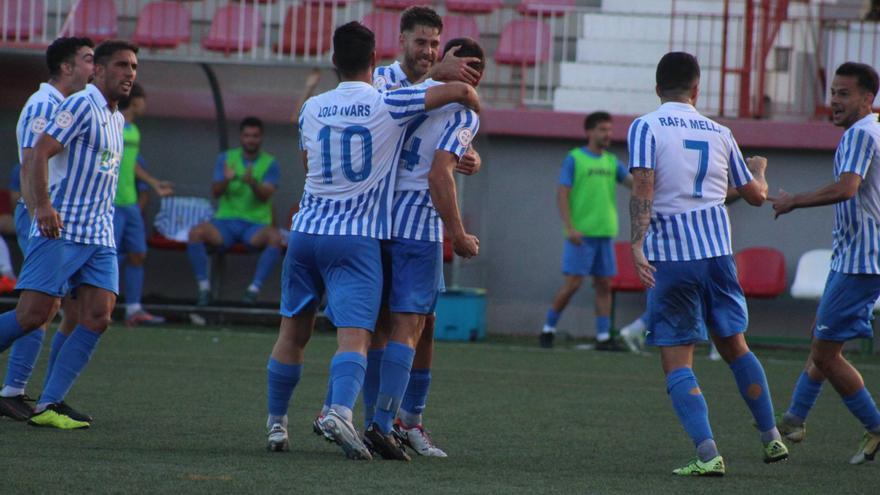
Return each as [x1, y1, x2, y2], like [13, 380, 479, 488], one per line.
[40, 82, 64, 102]
[85, 83, 112, 111]
[853, 112, 880, 128]
[337, 81, 373, 90]
[659, 101, 697, 113]
[390, 61, 410, 85]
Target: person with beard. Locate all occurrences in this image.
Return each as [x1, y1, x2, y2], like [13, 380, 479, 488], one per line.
[540, 112, 632, 350]
[185, 117, 284, 306]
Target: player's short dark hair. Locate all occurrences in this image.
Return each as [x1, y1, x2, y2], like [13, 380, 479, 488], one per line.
[835, 62, 880, 96]
[94, 39, 138, 66]
[240, 116, 263, 132]
[656, 51, 700, 97]
[400, 6, 443, 33]
[118, 82, 145, 111]
[333, 22, 375, 78]
[443, 37, 484, 73]
[46, 37, 94, 77]
[584, 111, 612, 131]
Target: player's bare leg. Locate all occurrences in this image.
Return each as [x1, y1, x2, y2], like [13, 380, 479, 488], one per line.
[266, 313, 314, 452]
[186, 222, 225, 306]
[541, 275, 583, 348]
[242, 226, 283, 305]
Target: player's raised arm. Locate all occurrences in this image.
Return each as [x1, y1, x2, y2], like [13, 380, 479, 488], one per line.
[736, 156, 769, 206]
[771, 173, 862, 219]
[424, 81, 480, 113]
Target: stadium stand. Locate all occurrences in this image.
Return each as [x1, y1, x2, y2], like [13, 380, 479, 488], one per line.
[132, 1, 191, 49]
[495, 19, 552, 66]
[735, 247, 787, 298]
[361, 11, 398, 59]
[440, 15, 480, 44]
[373, 0, 427, 11]
[609, 241, 645, 328]
[444, 0, 501, 15]
[275, 3, 334, 55]
[0, 0, 43, 40]
[516, 0, 574, 16]
[790, 249, 832, 301]
[61, 0, 118, 42]
[202, 3, 263, 53]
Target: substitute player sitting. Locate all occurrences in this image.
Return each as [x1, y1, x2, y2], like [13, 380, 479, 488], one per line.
[628, 52, 787, 476]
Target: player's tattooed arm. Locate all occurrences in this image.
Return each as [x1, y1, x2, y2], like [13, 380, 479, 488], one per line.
[629, 168, 656, 288]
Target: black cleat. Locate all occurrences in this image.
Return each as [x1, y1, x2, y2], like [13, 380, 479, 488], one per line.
[539, 332, 555, 348]
[364, 423, 411, 461]
[54, 401, 93, 423]
[595, 339, 627, 352]
[0, 394, 35, 421]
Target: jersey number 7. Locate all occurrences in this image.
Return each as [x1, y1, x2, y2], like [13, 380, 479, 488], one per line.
[683, 139, 709, 198]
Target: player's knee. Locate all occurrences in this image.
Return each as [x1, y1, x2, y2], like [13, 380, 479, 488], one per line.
[128, 252, 146, 265]
[15, 306, 52, 331]
[593, 277, 612, 294]
[810, 352, 838, 374]
[187, 227, 203, 243]
[566, 277, 584, 291]
[80, 309, 112, 332]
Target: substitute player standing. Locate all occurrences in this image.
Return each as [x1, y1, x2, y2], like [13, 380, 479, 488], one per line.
[0, 37, 93, 423]
[263, 22, 479, 459]
[0, 40, 137, 429]
[628, 52, 788, 475]
[771, 62, 880, 465]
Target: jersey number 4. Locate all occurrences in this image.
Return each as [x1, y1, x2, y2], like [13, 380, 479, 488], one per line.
[683, 139, 709, 198]
[318, 125, 373, 184]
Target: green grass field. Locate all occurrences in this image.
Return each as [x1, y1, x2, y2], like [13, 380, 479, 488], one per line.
[1, 324, 878, 494]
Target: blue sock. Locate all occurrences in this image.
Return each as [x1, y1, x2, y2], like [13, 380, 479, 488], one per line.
[44, 331, 69, 390]
[38, 325, 102, 407]
[545, 309, 561, 328]
[3, 328, 45, 391]
[251, 246, 281, 290]
[373, 341, 416, 434]
[786, 371, 823, 422]
[0, 311, 26, 352]
[124, 262, 144, 306]
[666, 367, 714, 447]
[730, 352, 776, 433]
[596, 315, 611, 340]
[186, 243, 209, 283]
[639, 311, 649, 325]
[329, 352, 367, 412]
[362, 348, 384, 429]
[401, 368, 432, 420]
[842, 387, 880, 432]
[266, 358, 302, 418]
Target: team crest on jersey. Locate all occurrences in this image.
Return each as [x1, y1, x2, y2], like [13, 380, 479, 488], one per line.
[457, 128, 473, 148]
[55, 110, 74, 129]
[30, 117, 48, 134]
[373, 76, 388, 90]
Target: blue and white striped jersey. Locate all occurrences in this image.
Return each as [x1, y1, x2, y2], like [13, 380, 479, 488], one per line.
[830, 113, 880, 274]
[392, 79, 479, 242]
[37, 84, 125, 248]
[293, 81, 428, 239]
[373, 62, 412, 92]
[16, 83, 64, 164]
[628, 102, 753, 262]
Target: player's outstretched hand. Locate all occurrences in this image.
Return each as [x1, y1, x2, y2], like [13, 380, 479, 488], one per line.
[453, 233, 479, 258]
[456, 148, 481, 176]
[433, 46, 481, 85]
[631, 246, 656, 288]
[768, 188, 794, 219]
[566, 228, 584, 246]
[746, 155, 768, 175]
[156, 180, 174, 197]
[34, 204, 63, 239]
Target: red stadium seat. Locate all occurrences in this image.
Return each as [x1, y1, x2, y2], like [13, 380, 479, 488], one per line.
[374, 0, 427, 10]
[202, 4, 263, 54]
[147, 232, 249, 254]
[133, 1, 191, 49]
[62, 0, 117, 42]
[516, 0, 573, 16]
[610, 241, 644, 293]
[495, 19, 552, 66]
[274, 4, 333, 55]
[0, 189, 12, 215]
[735, 247, 787, 298]
[362, 12, 399, 59]
[0, 0, 44, 40]
[441, 15, 480, 45]
[445, 0, 501, 14]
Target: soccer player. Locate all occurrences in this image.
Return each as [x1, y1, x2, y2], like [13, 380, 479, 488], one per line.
[628, 52, 788, 475]
[186, 117, 284, 306]
[0, 40, 138, 429]
[357, 37, 483, 461]
[771, 62, 880, 465]
[263, 21, 479, 459]
[540, 112, 632, 350]
[115, 82, 173, 326]
[0, 37, 93, 423]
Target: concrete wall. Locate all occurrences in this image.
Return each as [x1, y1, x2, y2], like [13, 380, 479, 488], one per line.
[0, 111, 837, 339]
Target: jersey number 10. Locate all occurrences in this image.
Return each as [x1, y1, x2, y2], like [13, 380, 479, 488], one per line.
[683, 139, 709, 199]
[318, 125, 373, 184]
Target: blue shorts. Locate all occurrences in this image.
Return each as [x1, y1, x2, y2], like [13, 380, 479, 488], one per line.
[211, 218, 266, 249]
[814, 270, 880, 342]
[562, 237, 616, 277]
[646, 255, 747, 346]
[280, 231, 382, 331]
[16, 236, 119, 297]
[382, 238, 444, 314]
[113, 204, 147, 255]
[13, 202, 30, 254]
